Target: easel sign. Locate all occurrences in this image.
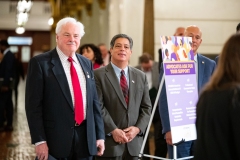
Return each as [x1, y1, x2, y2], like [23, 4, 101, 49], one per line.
[160, 36, 198, 143]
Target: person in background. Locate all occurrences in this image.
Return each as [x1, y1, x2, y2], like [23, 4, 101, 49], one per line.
[135, 53, 167, 159]
[174, 27, 185, 36]
[215, 22, 240, 64]
[98, 43, 110, 66]
[13, 53, 25, 109]
[194, 33, 240, 160]
[0, 40, 15, 132]
[159, 25, 216, 159]
[79, 44, 103, 69]
[94, 34, 152, 160]
[25, 17, 105, 160]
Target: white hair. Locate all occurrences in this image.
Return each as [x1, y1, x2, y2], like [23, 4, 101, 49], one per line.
[55, 17, 85, 38]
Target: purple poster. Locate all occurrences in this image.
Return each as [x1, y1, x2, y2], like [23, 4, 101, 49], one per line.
[160, 36, 198, 143]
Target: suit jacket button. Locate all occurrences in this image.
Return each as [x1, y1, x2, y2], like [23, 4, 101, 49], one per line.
[71, 127, 74, 129]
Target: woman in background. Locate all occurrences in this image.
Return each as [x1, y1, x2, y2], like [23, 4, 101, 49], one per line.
[194, 33, 240, 160]
[79, 44, 103, 69]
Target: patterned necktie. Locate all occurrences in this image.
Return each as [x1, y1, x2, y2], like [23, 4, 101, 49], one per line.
[68, 57, 84, 125]
[120, 70, 129, 105]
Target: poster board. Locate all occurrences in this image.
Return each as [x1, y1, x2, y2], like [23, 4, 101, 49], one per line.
[160, 36, 198, 143]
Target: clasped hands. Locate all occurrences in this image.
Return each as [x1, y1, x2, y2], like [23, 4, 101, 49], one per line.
[111, 126, 140, 144]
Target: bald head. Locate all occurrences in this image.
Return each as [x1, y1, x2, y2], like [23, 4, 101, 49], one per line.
[184, 25, 202, 55]
[174, 27, 185, 36]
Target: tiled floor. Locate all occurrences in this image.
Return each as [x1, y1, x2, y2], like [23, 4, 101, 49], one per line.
[0, 79, 36, 160]
[0, 79, 158, 160]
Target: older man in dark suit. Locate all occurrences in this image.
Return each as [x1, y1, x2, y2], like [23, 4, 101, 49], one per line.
[0, 40, 15, 132]
[159, 25, 216, 159]
[25, 17, 105, 160]
[94, 34, 152, 160]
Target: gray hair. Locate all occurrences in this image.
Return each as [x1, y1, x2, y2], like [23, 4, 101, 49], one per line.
[55, 17, 85, 38]
[110, 34, 133, 49]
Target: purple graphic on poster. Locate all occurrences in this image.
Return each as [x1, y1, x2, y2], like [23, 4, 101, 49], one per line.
[160, 36, 198, 143]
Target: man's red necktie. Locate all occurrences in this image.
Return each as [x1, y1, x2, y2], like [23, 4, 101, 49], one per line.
[68, 57, 84, 125]
[120, 70, 129, 105]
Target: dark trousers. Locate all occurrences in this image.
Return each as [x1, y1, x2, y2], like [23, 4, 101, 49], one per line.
[95, 144, 138, 160]
[167, 141, 192, 159]
[58, 121, 92, 160]
[153, 111, 167, 159]
[142, 106, 167, 160]
[0, 90, 13, 127]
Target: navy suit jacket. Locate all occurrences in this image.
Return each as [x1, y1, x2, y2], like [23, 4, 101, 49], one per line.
[25, 48, 105, 158]
[0, 50, 15, 87]
[215, 55, 219, 65]
[159, 54, 216, 134]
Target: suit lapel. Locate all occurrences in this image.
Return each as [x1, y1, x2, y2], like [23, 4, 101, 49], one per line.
[105, 64, 127, 108]
[50, 49, 73, 110]
[197, 54, 205, 91]
[128, 67, 137, 109]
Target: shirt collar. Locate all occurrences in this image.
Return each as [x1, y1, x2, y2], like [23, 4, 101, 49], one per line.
[111, 62, 128, 76]
[194, 53, 198, 62]
[56, 46, 78, 63]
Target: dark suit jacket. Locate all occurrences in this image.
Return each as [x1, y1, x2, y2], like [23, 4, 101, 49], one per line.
[25, 48, 105, 158]
[0, 50, 15, 87]
[194, 86, 240, 160]
[135, 61, 159, 91]
[159, 53, 216, 134]
[94, 64, 152, 157]
[214, 55, 219, 65]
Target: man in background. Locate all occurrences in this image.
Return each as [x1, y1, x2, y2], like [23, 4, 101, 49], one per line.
[0, 40, 15, 132]
[136, 53, 167, 159]
[174, 27, 185, 36]
[159, 25, 216, 159]
[98, 43, 110, 66]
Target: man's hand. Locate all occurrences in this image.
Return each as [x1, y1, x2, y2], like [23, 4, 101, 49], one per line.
[35, 143, 48, 160]
[96, 140, 105, 156]
[111, 128, 128, 144]
[165, 131, 173, 145]
[123, 126, 140, 142]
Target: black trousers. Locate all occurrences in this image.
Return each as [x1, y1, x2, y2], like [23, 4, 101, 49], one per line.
[0, 90, 13, 127]
[58, 121, 92, 160]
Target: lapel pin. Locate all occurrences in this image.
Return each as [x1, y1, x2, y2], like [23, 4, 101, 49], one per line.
[132, 80, 135, 83]
[202, 61, 204, 64]
[87, 72, 90, 78]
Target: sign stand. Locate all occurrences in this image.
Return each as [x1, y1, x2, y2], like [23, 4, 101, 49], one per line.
[138, 75, 167, 160]
[138, 75, 194, 160]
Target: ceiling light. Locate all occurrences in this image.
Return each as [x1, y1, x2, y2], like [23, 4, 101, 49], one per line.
[48, 17, 54, 26]
[17, 0, 33, 13]
[15, 26, 25, 34]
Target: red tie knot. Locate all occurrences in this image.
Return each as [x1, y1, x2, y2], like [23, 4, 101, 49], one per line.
[68, 57, 73, 62]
